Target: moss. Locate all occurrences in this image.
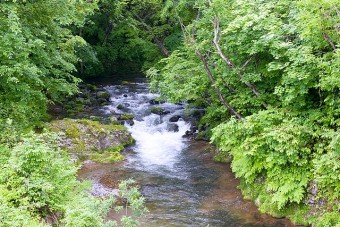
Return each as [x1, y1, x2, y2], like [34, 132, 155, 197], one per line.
[121, 81, 130, 85]
[90, 116, 102, 121]
[48, 118, 134, 163]
[86, 84, 97, 91]
[109, 124, 126, 131]
[74, 105, 85, 112]
[213, 152, 232, 163]
[105, 144, 124, 153]
[97, 91, 110, 99]
[91, 152, 124, 163]
[125, 135, 135, 145]
[288, 205, 310, 226]
[64, 124, 80, 139]
[78, 119, 125, 131]
[72, 140, 87, 152]
[117, 104, 124, 110]
[151, 107, 163, 113]
[194, 131, 210, 141]
[78, 119, 102, 129]
[119, 114, 134, 120]
[109, 116, 119, 125]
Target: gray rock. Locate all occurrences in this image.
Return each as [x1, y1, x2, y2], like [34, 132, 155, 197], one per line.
[167, 124, 179, 132]
[169, 115, 181, 122]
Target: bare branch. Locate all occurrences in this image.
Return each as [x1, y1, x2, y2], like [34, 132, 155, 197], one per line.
[196, 49, 243, 119]
[179, 17, 190, 44]
[213, 16, 234, 68]
[192, 10, 201, 40]
[213, 15, 261, 97]
[335, 6, 340, 17]
[135, 14, 170, 57]
[323, 31, 337, 51]
[179, 15, 242, 119]
[240, 55, 254, 71]
[206, 51, 237, 93]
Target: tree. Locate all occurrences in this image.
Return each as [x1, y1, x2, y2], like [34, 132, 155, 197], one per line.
[77, 0, 196, 77]
[0, 0, 97, 129]
[148, 0, 340, 225]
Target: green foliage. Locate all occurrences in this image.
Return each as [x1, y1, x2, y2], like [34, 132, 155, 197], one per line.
[148, 50, 210, 103]
[61, 195, 115, 227]
[115, 179, 148, 227]
[119, 114, 134, 120]
[0, 0, 97, 129]
[0, 127, 146, 226]
[76, 0, 199, 77]
[148, 0, 340, 225]
[0, 131, 114, 226]
[77, 0, 171, 76]
[212, 109, 313, 210]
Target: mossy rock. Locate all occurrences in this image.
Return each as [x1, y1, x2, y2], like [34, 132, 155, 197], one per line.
[119, 114, 134, 120]
[48, 118, 134, 163]
[86, 84, 97, 91]
[121, 81, 130, 85]
[151, 107, 163, 115]
[109, 116, 119, 125]
[96, 91, 110, 100]
[117, 104, 124, 110]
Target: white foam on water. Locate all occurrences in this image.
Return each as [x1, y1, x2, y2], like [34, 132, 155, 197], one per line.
[103, 84, 190, 169]
[127, 115, 190, 168]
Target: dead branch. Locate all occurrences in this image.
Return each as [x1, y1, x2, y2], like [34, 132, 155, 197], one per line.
[135, 14, 170, 57]
[179, 16, 243, 119]
[196, 49, 243, 119]
[213, 16, 261, 97]
[323, 31, 337, 51]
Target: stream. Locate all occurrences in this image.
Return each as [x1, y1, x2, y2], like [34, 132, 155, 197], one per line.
[78, 80, 296, 227]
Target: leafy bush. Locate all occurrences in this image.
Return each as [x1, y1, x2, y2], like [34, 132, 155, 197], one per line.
[212, 109, 314, 210]
[0, 130, 146, 226]
[115, 179, 148, 227]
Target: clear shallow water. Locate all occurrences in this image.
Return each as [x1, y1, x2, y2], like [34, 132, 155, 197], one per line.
[78, 81, 296, 227]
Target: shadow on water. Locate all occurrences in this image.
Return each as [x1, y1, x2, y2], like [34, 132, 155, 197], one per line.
[77, 80, 297, 227]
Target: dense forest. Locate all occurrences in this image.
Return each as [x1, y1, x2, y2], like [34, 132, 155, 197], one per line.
[0, 0, 339, 226]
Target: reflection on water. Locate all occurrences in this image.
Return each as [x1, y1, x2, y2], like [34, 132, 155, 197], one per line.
[78, 81, 296, 227]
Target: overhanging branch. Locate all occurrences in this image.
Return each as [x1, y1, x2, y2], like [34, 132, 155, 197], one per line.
[213, 16, 261, 97]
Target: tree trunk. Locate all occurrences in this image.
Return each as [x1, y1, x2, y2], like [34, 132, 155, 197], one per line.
[153, 37, 170, 57]
[135, 14, 170, 57]
[179, 16, 243, 119]
[196, 49, 243, 119]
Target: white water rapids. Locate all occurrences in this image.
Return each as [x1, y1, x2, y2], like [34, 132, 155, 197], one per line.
[103, 82, 191, 169]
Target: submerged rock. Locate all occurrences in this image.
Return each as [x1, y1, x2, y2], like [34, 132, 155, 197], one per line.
[167, 123, 179, 132]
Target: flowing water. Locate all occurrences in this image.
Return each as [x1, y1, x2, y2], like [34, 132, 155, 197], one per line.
[78, 80, 296, 227]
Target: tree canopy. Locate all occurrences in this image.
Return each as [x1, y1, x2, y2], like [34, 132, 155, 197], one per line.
[1, 0, 340, 226]
[0, 0, 97, 129]
[147, 0, 340, 225]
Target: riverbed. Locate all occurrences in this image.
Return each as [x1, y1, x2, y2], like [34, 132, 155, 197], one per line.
[78, 80, 296, 227]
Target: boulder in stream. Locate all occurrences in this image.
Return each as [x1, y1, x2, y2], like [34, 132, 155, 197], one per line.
[48, 118, 134, 163]
[169, 115, 181, 122]
[151, 107, 170, 115]
[96, 91, 110, 100]
[149, 99, 165, 105]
